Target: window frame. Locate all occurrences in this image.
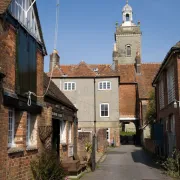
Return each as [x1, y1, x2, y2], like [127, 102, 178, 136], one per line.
[63, 82, 76, 91]
[60, 121, 66, 143]
[98, 81, 111, 90]
[126, 44, 131, 57]
[100, 103, 109, 118]
[8, 109, 15, 148]
[68, 122, 72, 143]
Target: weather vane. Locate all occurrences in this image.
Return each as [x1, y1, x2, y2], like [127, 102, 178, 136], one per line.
[126, 0, 128, 4]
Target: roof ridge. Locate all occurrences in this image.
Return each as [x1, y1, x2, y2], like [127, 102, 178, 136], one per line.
[141, 62, 161, 65]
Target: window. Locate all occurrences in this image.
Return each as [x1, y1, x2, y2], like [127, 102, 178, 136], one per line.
[159, 78, 164, 110]
[17, 28, 37, 97]
[100, 103, 109, 117]
[126, 14, 130, 21]
[98, 81, 111, 90]
[60, 121, 66, 143]
[68, 122, 72, 143]
[126, 45, 131, 56]
[8, 109, 15, 147]
[165, 118, 168, 132]
[167, 64, 175, 104]
[106, 128, 110, 143]
[26, 113, 37, 146]
[64, 82, 76, 91]
[8, 0, 41, 41]
[170, 114, 175, 134]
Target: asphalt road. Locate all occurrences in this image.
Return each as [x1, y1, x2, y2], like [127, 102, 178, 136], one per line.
[81, 145, 172, 180]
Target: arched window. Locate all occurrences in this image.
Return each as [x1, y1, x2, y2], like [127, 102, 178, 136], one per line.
[126, 45, 131, 56]
[126, 14, 130, 21]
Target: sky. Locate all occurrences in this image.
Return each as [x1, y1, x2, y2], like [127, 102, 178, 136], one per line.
[36, 0, 180, 72]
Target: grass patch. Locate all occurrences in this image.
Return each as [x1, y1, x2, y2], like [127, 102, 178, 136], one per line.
[120, 131, 136, 136]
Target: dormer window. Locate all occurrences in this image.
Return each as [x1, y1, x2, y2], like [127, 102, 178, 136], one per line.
[126, 14, 130, 21]
[126, 45, 131, 57]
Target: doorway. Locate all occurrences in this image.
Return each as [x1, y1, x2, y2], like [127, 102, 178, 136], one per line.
[52, 119, 60, 156]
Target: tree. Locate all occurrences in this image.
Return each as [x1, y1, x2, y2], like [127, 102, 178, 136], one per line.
[145, 90, 156, 139]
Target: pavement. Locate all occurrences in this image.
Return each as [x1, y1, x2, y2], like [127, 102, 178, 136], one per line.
[81, 145, 172, 180]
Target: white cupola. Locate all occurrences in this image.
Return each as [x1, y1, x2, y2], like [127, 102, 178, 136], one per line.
[122, 0, 133, 26]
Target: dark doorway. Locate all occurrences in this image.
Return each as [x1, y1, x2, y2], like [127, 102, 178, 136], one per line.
[52, 119, 60, 156]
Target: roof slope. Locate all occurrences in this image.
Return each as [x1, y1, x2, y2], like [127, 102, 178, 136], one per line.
[49, 61, 118, 78]
[136, 63, 160, 98]
[44, 73, 76, 110]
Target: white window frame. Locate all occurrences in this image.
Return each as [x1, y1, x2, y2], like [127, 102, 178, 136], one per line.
[98, 81, 111, 90]
[8, 109, 15, 148]
[60, 121, 66, 143]
[68, 122, 72, 143]
[64, 82, 76, 91]
[100, 103, 109, 117]
[167, 64, 175, 104]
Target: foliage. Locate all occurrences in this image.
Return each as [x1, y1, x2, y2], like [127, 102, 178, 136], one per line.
[146, 90, 156, 122]
[85, 141, 92, 153]
[162, 149, 180, 178]
[30, 151, 68, 180]
[120, 131, 136, 136]
[146, 90, 156, 139]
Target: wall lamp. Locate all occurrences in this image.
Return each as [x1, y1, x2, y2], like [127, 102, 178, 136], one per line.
[174, 100, 180, 109]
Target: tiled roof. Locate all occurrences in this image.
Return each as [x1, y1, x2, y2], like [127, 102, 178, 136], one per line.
[136, 63, 160, 98]
[49, 61, 118, 78]
[117, 64, 136, 83]
[0, 0, 11, 14]
[44, 73, 77, 110]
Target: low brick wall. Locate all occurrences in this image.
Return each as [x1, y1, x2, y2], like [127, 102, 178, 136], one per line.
[144, 138, 155, 153]
[97, 129, 108, 153]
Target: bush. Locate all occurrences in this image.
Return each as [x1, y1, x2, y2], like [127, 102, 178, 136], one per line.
[120, 131, 136, 136]
[30, 151, 68, 180]
[162, 149, 180, 178]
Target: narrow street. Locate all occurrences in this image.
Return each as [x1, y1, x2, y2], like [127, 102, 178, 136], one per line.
[81, 145, 172, 180]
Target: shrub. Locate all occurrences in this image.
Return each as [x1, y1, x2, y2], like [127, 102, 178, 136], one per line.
[30, 151, 68, 180]
[120, 131, 136, 136]
[162, 149, 180, 178]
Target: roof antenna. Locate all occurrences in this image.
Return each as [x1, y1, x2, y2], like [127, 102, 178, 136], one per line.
[54, 0, 60, 50]
[15, 0, 36, 19]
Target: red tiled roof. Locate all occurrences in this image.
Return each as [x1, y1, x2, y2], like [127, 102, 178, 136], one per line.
[48, 61, 118, 78]
[117, 64, 136, 83]
[0, 0, 11, 14]
[136, 63, 160, 98]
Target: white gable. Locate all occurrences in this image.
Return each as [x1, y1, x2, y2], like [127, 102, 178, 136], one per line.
[8, 0, 41, 42]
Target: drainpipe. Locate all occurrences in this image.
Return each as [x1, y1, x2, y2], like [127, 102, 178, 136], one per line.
[92, 77, 96, 171]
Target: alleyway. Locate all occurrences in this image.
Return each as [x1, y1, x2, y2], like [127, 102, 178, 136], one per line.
[81, 145, 172, 180]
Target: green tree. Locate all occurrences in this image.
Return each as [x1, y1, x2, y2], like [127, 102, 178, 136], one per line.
[146, 90, 156, 139]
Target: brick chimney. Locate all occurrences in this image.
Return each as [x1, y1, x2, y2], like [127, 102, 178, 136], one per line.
[49, 49, 60, 72]
[135, 50, 141, 74]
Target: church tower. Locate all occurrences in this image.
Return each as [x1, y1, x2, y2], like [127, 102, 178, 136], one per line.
[113, 0, 142, 64]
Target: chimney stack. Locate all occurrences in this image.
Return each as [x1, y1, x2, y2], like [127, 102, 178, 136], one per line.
[49, 49, 60, 72]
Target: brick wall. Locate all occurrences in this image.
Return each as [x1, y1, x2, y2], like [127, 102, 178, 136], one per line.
[97, 129, 108, 153]
[144, 138, 155, 153]
[0, 19, 46, 180]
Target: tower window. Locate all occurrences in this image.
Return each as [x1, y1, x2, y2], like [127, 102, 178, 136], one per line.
[126, 45, 131, 56]
[126, 14, 130, 21]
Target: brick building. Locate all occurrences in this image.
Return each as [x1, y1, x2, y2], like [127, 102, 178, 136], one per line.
[0, 1, 78, 179]
[152, 42, 180, 156]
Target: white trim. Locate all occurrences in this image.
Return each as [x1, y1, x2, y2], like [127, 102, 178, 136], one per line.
[100, 103, 109, 117]
[119, 117, 137, 121]
[63, 82, 76, 91]
[98, 81, 111, 90]
[8, 109, 15, 147]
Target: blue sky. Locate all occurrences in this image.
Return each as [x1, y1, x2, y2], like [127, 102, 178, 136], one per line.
[37, 0, 180, 72]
